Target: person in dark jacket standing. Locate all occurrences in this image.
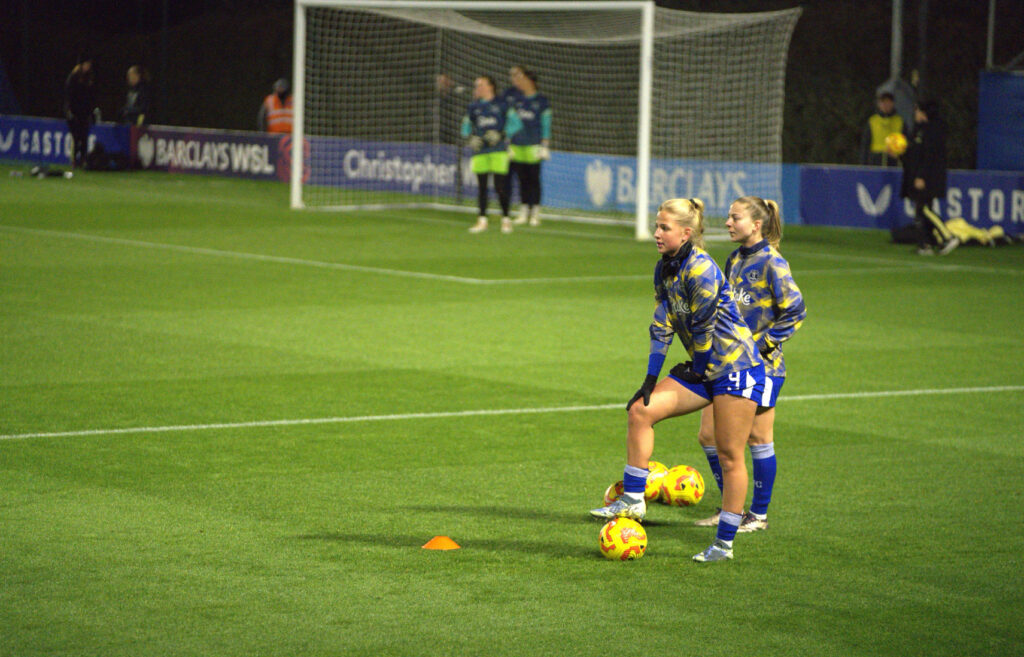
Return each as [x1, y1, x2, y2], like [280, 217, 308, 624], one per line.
[118, 65, 151, 126]
[900, 100, 958, 256]
[64, 57, 97, 169]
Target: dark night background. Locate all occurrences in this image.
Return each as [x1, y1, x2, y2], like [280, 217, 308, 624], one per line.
[1, 0, 1021, 168]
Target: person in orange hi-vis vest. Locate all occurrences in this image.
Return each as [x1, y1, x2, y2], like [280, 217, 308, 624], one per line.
[258, 78, 292, 133]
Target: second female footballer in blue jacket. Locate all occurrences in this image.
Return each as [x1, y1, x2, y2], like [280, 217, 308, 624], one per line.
[694, 196, 806, 534]
[590, 198, 765, 563]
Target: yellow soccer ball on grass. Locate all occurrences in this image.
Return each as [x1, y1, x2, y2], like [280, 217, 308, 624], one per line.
[598, 517, 648, 560]
[660, 465, 705, 507]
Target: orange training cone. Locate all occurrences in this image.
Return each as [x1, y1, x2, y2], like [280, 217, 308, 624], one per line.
[422, 535, 460, 550]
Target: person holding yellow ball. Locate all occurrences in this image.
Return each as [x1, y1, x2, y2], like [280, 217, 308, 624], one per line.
[859, 92, 903, 167]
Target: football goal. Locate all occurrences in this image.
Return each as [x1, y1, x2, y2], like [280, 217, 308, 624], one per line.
[291, 0, 801, 239]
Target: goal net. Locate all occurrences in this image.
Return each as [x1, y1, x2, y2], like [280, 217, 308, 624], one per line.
[292, 0, 801, 238]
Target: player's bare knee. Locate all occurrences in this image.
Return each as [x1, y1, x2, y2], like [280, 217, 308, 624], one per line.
[627, 400, 655, 427]
[630, 406, 672, 436]
[715, 447, 745, 470]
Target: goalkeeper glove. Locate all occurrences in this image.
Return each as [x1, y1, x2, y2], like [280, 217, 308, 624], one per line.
[627, 374, 658, 411]
[483, 129, 503, 146]
[538, 146, 550, 160]
[467, 135, 484, 152]
[669, 361, 704, 384]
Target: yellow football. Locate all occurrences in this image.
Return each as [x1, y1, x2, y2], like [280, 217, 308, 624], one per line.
[885, 132, 907, 156]
[660, 465, 705, 507]
[599, 517, 648, 560]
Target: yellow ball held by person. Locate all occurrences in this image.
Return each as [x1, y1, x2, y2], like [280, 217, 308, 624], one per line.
[598, 517, 647, 560]
[885, 132, 908, 156]
[660, 465, 705, 507]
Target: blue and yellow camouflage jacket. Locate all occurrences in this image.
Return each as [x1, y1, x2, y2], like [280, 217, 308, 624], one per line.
[648, 243, 762, 381]
[723, 239, 806, 378]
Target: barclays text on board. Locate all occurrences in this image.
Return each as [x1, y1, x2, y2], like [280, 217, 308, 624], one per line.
[138, 134, 276, 174]
[133, 128, 285, 179]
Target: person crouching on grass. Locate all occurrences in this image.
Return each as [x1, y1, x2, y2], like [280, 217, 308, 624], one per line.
[590, 198, 766, 563]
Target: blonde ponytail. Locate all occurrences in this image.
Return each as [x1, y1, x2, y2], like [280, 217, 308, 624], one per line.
[657, 198, 706, 249]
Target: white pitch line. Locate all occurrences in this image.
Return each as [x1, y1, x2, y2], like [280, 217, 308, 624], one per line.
[0, 225, 492, 284]
[3, 226, 1019, 289]
[0, 225, 643, 284]
[1, 385, 1020, 442]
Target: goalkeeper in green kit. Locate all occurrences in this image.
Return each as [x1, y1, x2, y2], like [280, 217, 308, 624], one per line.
[463, 75, 523, 234]
[507, 67, 551, 227]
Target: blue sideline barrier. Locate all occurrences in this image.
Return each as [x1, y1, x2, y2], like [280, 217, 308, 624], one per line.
[2, 114, 1018, 238]
[799, 164, 1023, 238]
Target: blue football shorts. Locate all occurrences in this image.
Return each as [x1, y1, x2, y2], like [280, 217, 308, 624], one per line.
[758, 375, 785, 408]
[669, 363, 767, 403]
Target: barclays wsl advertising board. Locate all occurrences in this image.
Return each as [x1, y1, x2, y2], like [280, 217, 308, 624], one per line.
[800, 165, 1024, 238]
[2, 114, 1019, 238]
[0, 116, 790, 218]
[132, 125, 292, 180]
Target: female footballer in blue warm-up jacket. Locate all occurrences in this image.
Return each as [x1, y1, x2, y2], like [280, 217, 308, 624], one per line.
[590, 197, 766, 563]
[693, 196, 806, 535]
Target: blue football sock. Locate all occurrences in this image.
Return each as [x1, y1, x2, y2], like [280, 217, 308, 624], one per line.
[702, 445, 723, 494]
[716, 510, 742, 544]
[622, 465, 649, 503]
[749, 443, 776, 517]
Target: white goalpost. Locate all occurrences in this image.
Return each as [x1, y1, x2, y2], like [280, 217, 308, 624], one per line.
[291, 0, 801, 240]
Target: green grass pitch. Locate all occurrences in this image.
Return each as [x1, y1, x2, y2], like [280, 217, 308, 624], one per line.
[2, 163, 1022, 656]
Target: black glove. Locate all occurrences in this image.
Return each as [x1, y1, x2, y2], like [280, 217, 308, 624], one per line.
[627, 374, 658, 410]
[670, 361, 704, 384]
[759, 340, 778, 358]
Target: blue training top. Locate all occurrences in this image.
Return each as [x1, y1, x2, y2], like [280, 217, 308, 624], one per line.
[647, 243, 762, 381]
[723, 239, 806, 378]
[461, 98, 523, 155]
[509, 93, 551, 146]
